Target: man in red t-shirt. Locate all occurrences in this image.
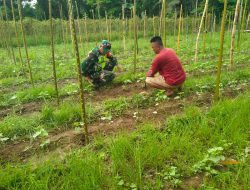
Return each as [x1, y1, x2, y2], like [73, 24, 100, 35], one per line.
[146, 36, 186, 96]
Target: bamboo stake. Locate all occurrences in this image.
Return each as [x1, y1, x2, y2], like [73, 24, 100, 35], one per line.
[228, 12, 231, 33]
[177, 4, 182, 51]
[133, 0, 137, 73]
[65, 19, 69, 45]
[129, 9, 133, 41]
[59, 4, 67, 52]
[195, 0, 198, 30]
[91, 9, 98, 42]
[174, 9, 177, 40]
[33, 18, 38, 46]
[163, 0, 166, 46]
[18, 0, 34, 85]
[229, 0, 241, 67]
[144, 10, 146, 39]
[203, 6, 208, 53]
[237, 0, 243, 50]
[84, 12, 89, 44]
[75, 1, 84, 51]
[49, 0, 59, 105]
[4, 0, 16, 65]
[159, 2, 163, 36]
[11, 0, 26, 75]
[194, 0, 209, 63]
[122, 5, 126, 52]
[153, 15, 156, 36]
[214, 0, 227, 102]
[68, 0, 89, 143]
[105, 11, 109, 40]
[246, 13, 250, 29]
[109, 15, 112, 42]
[240, 0, 248, 41]
[0, 12, 10, 55]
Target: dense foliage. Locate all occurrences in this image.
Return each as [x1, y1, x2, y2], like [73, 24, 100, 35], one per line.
[0, 0, 249, 20]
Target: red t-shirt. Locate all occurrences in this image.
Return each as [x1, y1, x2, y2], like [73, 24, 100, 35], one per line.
[146, 48, 186, 86]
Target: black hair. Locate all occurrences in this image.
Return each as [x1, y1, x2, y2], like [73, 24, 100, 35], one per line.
[150, 36, 163, 46]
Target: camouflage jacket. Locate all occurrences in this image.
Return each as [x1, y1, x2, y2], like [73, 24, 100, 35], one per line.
[81, 47, 117, 79]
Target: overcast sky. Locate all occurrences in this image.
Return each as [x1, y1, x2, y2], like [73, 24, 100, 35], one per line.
[23, 0, 37, 8]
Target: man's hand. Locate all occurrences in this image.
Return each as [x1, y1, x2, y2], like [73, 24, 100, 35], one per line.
[146, 69, 153, 77]
[116, 64, 123, 73]
[84, 76, 93, 85]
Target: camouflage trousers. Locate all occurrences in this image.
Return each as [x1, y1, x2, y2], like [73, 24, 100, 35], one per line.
[81, 60, 116, 86]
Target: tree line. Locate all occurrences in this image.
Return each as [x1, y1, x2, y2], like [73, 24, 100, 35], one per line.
[0, 0, 249, 20]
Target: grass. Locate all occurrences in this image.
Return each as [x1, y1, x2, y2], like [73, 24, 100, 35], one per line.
[0, 90, 249, 189]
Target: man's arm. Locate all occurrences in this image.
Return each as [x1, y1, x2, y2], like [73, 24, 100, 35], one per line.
[146, 57, 160, 77]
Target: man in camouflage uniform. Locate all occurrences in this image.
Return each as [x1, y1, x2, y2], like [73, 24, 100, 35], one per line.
[81, 40, 118, 87]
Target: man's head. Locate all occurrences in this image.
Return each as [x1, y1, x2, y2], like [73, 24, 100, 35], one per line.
[150, 36, 164, 54]
[100, 40, 111, 55]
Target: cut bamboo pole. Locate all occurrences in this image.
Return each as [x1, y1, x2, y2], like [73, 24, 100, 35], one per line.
[144, 10, 147, 39]
[229, 0, 241, 67]
[122, 5, 126, 52]
[240, 0, 248, 41]
[68, 0, 89, 143]
[214, 0, 227, 102]
[203, 6, 208, 53]
[153, 15, 156, 36]
[246, 13, 250, 29]
[194, 0, 209, 63]
[59, 4, 67, 51]
[133, 0, 137, 73]
[163, 0, 166, 46]
[11, 0, 26, 75]
[84, 12, 89, 44]
[237, 0, 243, 50]
[4, 0, 16, 65]
[91, 9, 98, 42]
[18, 0, 34, 85]
[105, 11, 109, 40]
[174, 9, 177, 40]
[49, 0, 59, 105]
[195, 0, 198, 29]
[177, 4, 182, 51]
[75, 1, 84, 51]
[109, 16, 112, 42]
[0, 12, 10, 55]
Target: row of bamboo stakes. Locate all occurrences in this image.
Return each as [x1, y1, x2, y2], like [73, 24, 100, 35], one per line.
[0, 0, 249, 142]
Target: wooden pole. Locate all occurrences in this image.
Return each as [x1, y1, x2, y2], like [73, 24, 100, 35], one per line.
[122, 5, 126, 52]
[49, 0, 59, 105]
[194, 0, 209, 63]
[214, 0, 227, 102]
[18, 0, 34, 85]
[133, 0, 137, 73]
[229, 0, 241, 67]
[75, 1, 84, 51]
[177, 4, 182, 51]
[68, 0, 89, 143]
[11, 0, 26, 75]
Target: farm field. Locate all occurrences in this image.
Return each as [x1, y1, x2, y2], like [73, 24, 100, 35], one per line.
[1, 32, 250, 189]
[0, 0, 250, 189]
